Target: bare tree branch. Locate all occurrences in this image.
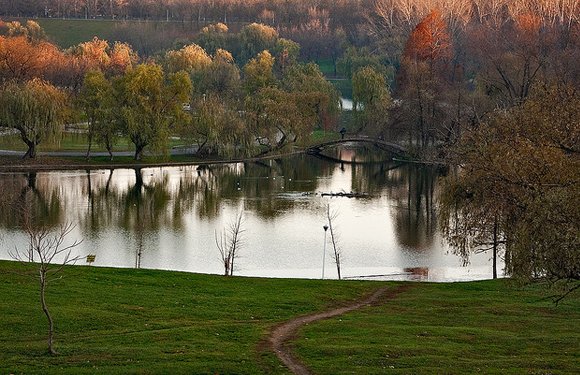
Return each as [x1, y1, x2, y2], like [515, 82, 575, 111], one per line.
[215, 211, 244, 276]
[326, 204, 343, 280]
[9, 215, 83, 355]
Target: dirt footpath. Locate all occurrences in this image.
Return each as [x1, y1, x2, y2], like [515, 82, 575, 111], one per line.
[268, 284, 413, 375]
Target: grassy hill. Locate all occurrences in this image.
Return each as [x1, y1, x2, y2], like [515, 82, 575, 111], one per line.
[3, 17, 202, 51]
[0, 260, 578, 374]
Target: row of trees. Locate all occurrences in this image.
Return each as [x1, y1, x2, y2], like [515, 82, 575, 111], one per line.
[326, 5, 578, 287]
[2, 0, 577, 29]
[0, 21, 340, 160]
[3, 2, 577, 72]
[2, 1, 577, 62]
[361, 8, 579, 156]
[391, 8, 579, 287]
[0, 0, 365, 26]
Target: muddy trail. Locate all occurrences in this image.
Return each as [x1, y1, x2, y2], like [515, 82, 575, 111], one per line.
[268, 284, 413, 375]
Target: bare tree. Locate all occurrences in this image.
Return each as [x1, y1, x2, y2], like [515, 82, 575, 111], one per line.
[10, 221, 82, 355]
[326, 204, 342, 280]
[215, 211, 244, 276]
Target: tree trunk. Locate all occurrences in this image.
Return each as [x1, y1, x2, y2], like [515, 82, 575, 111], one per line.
[492, 217, 498, 279]
[85, 130, 93, 160]
[327, 206, 341, 280]
[23, 140, 37, 159]
[229, 248, 235, 277]
[196, 138, 208, 156]
[105, 138, 114, 161]
[224, 257, 230, 276]
[39, 271, 57, 355]
[134, 143, 146, 160]
[275, 132, 287, 150]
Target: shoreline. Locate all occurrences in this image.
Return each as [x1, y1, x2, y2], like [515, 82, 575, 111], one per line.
[0, 149, 307, 172]
[0, 151, 434, 173]
[0, 148, 446, 173]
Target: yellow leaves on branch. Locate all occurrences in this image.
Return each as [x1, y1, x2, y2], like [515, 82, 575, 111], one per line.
[165, 43, 212, 74]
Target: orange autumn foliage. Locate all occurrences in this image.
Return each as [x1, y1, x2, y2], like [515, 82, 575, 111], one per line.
[402, 9, 452, 63]
[0, 32, 138, 90]
[68, 37, 138, 76]
[75, 37, 111, 70]
[514, 13, 545, 46]
[515, 13, 542, 34]
[0, 35, 60, 82]
[108, 42, 139, 75]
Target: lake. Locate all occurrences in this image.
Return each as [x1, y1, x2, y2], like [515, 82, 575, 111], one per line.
[0, 147, 500, 281]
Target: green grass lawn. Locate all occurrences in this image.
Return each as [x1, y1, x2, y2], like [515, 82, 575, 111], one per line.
[316, 59, 337, 77]
[307, 129, 340, 144]
[0, 260, 578, 374]
[4, 18, 123, 48]
[40, 18, 123, 47]
[0, 124, 352, 158]
[0, 133, 185, 153]
[5, 17, 204, 48]
[0, 260, 377, 374]
[0, 132, 129, 152]
[295, 281, 580, 374]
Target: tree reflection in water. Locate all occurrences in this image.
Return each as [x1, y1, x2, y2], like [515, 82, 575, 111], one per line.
[0, 172, 63, 230]
[0, 153, 494, 280]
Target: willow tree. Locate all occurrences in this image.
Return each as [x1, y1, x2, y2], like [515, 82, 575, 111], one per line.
[352, 66, 392, 136]
[439, 86, 579, 292]
[165, 43, 212, 74]
[238, 23, 278, 65]
[246, 87, 318, 151]
[115, 63, 192, 160]
[0, 79, 66, 158]
[282, 63, 340, 131]
[78, 70, 118, 160]
[243, 50, 275, 94]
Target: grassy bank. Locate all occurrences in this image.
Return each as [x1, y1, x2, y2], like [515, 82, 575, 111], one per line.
[296, 282, 580, 374]
[0, 260, 377, 374]
[0, 132, 184, 152]
[0, 130, 340, 170]
[0, 261, 578, 374]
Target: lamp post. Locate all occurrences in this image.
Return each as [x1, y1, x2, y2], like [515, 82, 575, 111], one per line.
[322, 224, 329, 279]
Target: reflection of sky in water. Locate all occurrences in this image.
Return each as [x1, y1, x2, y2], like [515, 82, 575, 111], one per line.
[340, 97, 354, 111]
[0, 155, 502, 281]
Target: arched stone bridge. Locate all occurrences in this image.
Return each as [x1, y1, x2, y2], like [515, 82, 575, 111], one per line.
[306, 137, 408, 158]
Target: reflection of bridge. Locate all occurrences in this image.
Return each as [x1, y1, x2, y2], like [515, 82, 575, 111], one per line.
[306, 137, 408, 160]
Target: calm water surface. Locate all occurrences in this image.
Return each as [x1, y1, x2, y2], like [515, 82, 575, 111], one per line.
[0, 148, 500, 281]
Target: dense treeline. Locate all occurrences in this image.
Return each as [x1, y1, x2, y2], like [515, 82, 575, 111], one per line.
[1, 1, 577, 29]
[0, 21, 339, 160]
[1, 1, 577, 55]
[3, 0, 364, 24]
[0, 1, 578, 286]
[1, 1, 577, 68]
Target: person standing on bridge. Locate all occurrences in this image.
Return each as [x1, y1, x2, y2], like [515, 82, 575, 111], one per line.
[340, 127, 346, 140]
